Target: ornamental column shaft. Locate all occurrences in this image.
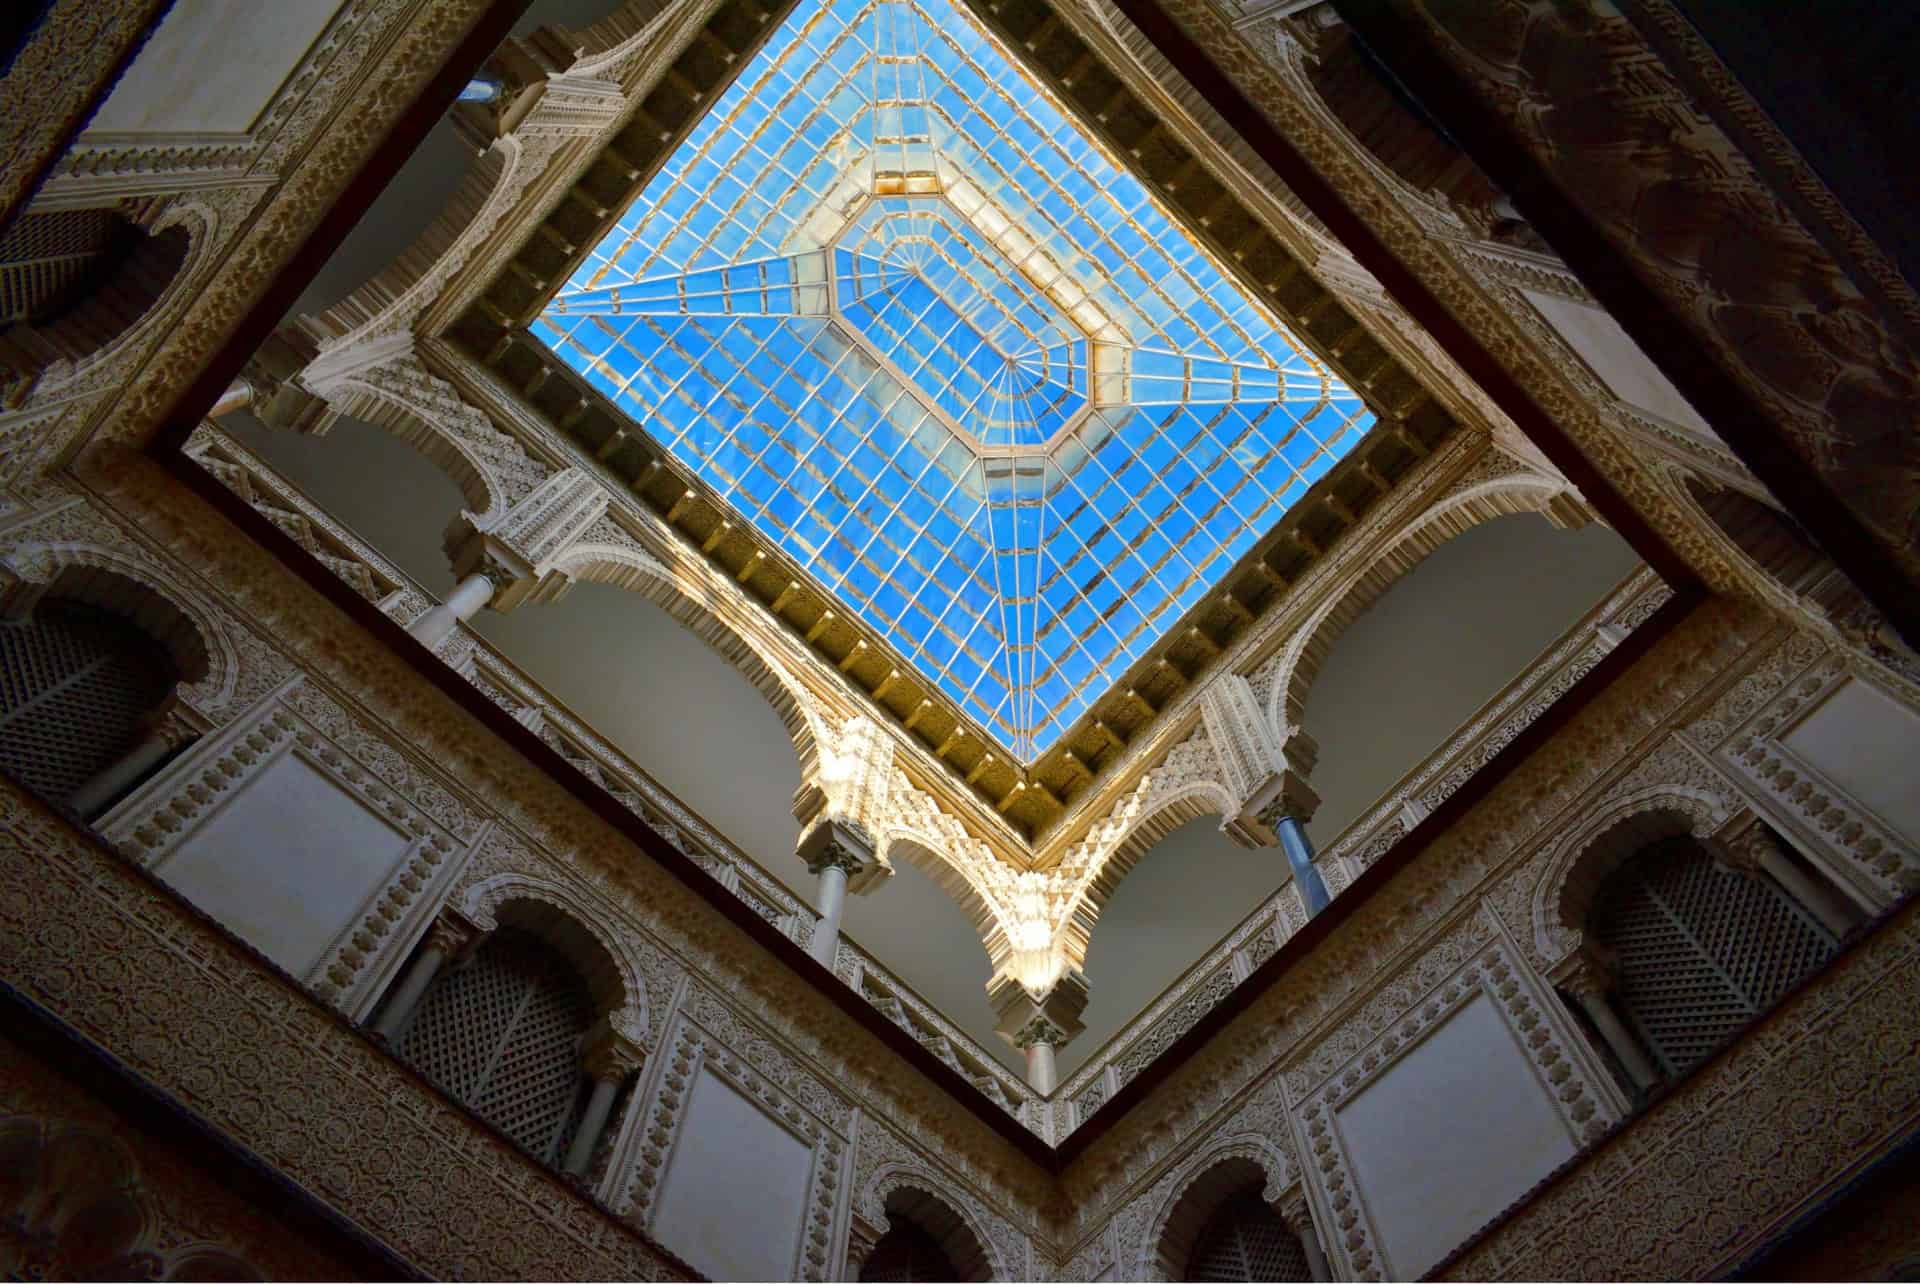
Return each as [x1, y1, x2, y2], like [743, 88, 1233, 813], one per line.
[811, 861, 850, 967]
[70, 703, 183, 819]
[797, 816, 879, 969]
[564, 1019, 646, 1180]
[373, 912, 481, 1041]
[1278, 1193, 1331, 1283]
[1560, 945, 1659, 1093]
[1271, 811, 1332, 916]
[408, 572, 495, 648]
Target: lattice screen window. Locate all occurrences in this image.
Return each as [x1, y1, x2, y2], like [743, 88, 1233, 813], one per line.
[860, 1220, 961, 1284]
[1595, 836, 1836, 1080]
[0, 210, 131, 326]
[1186, 1191, 1312, 1283]
[0, 603, 174, 806]
[397, 928, 594, 1166]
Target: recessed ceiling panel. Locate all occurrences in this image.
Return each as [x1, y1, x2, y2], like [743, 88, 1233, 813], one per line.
[532, 0, 1373, 759]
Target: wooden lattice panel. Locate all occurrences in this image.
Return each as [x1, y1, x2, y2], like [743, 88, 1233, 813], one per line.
[0, 210, 122, 325]
[1598, 839, 1835, 1079]
[398, 928, 593, 1165]
[860, 1221, 960, 1283]
[0, 604, 172, 805]
[1187, 1192, 1311, 1283]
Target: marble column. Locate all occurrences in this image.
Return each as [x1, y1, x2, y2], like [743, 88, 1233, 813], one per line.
[209, 377, 256, 417]
[1270, 812, 1332, 915]
[408, 572, 495, 649]
[1013, 1020, 1062, 1095]
[372, 914, 481, 1042]
[564, 1027, 645, 1180]
[797, 817, 878, 969]
[991, 969, 1088, 1096]
[1561, 946, 1659, 1093]
[69, 712, 181, 819]
[1278, 1191, 1331, 1282]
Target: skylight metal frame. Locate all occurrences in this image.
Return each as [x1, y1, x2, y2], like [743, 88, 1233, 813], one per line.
[531, 0, 1374, 763]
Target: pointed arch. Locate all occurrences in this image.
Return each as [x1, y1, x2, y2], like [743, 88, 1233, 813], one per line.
[1267, 472, 1595, 733]
[1530, 785, 1733, 966]
[0, 540, 240, 710]
[858, 1167, 1002, 1282]
[457, 872, 647, 1040]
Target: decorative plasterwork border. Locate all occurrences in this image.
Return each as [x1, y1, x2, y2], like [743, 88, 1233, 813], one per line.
[1286, 909, 1620, 1281]
[1690, 638, 1920, 901]
[0, 776, 694, 1280]
[615, 992, 852, 1281]
[1436, 898, 1920, 1281]
[99, 681, 472, 1018]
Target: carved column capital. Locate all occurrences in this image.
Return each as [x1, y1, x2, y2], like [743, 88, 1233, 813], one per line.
[1248, 766, 1323, 836]
[989, 966, 1089, 1052]
[1275, 1189, 1314, 1239]
[444, 467, 607, 612]
[581, 1027, 646, 1084]
[423, 908, 484, 960]
[846, 1216, 884, 1271]
[1706, 808, 1777, 874]
[797, 817, 886, 891]
[1553, 940, 1620, 999]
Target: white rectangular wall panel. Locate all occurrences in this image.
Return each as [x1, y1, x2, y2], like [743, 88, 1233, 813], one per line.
[1522, 288, 1713, 436]
[86, 0, 344, 136]
[1335, 991, 1576, 1278]
[151, 750, 411, 976]
[652, 1066, 812, 1281]
[1783, 677, 1920, 846]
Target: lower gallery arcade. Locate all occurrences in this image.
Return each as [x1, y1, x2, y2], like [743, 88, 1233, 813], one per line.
[1, 0, 1917, 1279]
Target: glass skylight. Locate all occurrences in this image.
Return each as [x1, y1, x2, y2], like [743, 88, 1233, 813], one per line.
[532, 0, 1374, 760]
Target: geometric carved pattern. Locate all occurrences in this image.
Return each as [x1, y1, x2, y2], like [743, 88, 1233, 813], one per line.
[1595, 838, 1835, 1080]
[1186, 1190, 1310, 1283]
[0, 603, 173, 805]
[398, 927, 591, 1166]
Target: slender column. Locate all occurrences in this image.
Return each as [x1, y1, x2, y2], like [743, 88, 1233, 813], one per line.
[992, 971, 1087, 1095]
[209, 377, 256, 417]
[70, 720, 179, 819]
[372, 915, 478, 1042]
[564, 1026, 645, 1180]
[408, 572, 494, 648]
[796, 817, 877, 969]
[1272, 813, 1332, 915]
[1012, 1019, 1063, 1096]
[1714, 812, 1862, 940]
[563, 1077, 620, 1177]
[1561, 948, 1659, 1093]
[1278, 1192, 1331, 1282]
[1237, 758, 1332, 916]
[810, 860, 851, 967]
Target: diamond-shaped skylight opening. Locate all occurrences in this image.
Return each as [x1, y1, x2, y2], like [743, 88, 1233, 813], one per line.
[532, 0, 1375, 761]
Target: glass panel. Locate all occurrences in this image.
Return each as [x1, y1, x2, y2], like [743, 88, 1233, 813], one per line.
[535, 0, 1375, 760]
